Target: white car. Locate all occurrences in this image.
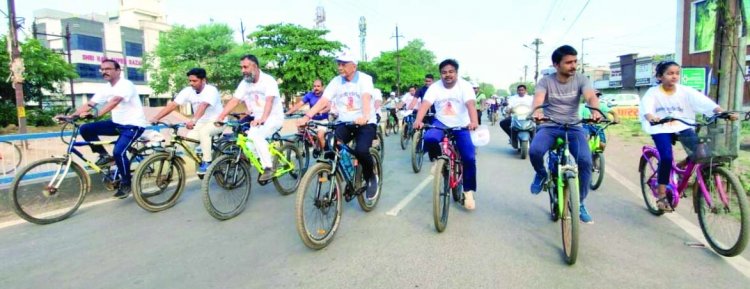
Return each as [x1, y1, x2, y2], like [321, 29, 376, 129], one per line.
[602, 93, 640, 107]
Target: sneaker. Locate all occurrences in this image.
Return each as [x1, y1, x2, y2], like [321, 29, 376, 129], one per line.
[113, 184, 131, 199]
[463, 191, 476, 210]
[198, 162, 210, 175]
[259, 167, 274, 182]
[530, 172, 547, 195]
[96, 154, 114, 166]
[579, 203, 594, 224]
[366, 178, 378, 199]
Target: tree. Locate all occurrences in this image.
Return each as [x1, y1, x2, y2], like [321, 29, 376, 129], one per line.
[496, 89, 510, 97]
[360, 39, 438, 95]
[507, 81, 535, 95]
[143, 23, 251, 96]
[478, 82, 495, 97]
[0, 37, 78, 105]
[249, 23, 344, 101]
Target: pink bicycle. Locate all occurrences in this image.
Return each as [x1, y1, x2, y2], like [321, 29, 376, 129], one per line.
[639, 112, 749, 256]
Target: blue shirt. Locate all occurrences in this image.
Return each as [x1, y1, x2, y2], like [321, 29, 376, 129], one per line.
[302, 91, 328, 120]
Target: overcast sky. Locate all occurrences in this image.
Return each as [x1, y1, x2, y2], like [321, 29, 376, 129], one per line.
[2, 0, 677, 90]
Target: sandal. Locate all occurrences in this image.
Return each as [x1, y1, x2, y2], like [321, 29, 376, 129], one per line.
[656, 196, 674, 212]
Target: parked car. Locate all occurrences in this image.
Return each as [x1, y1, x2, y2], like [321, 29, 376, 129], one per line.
[602, 93, 640, 107]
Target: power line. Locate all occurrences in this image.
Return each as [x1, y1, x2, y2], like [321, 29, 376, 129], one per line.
[558, 0, 591, 42]
[538, 0, 560, 35]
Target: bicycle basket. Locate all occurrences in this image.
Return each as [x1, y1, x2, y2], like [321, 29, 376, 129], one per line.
[680, 120, 739, 164]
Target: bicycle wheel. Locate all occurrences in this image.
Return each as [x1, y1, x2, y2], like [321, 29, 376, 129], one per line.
[272, 143, 303, 195]
[638, 153, 664, 215]
[393, 118, 400, 135]
[432, 159, 450, 232]
[375, 127, 385, 160]
[214, 141, 240, 159]
[411, 130, 424, 173]
[0, 141, 22, 175]
[9, 158, 88, 224]
[590, 152, 605, 190]
[561, 176, 580, 265]
[299, 140, 312, 174]
[295, 162, 342, 250]
[202, 154, 252, 220]
[400, 124, 409, 150]
[357, 148, 383, 212]
[695, 166, 749, 257]
[132, 152, 186, 212]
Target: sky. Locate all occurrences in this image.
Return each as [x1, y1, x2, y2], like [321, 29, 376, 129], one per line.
[1, 0, 678, 91]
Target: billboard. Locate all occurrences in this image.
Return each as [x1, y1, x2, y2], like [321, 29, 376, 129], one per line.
[690, 0, 750, 53]
[681, 67, 709, 94]
[635, 62, 653, 86]
[609, 66, 622, 88]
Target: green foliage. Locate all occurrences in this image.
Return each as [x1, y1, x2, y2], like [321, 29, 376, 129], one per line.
[478, 82, 495, 97]
[0, 37, 78, 105]
[0, 101, 18, 127]
[143, 24, 251, 96]
[359, 39, 437, 94]
[496, 89, 510, 97]
[249, 23, 344, 101]
[507, 81, 536, 95]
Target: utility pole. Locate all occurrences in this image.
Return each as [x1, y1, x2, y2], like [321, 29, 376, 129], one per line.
[523, 38, 543, 83]
[7, 0, 27, 133]
[240, 19, 247, 44]
[523, 65, 528, 83]
[33, 22, 77, 108]
[391, 25, 404, 96]
[581, 37, 593, 73]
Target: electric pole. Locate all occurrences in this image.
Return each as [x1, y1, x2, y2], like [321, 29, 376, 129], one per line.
[523, 65, 528, 83]
[7, 0, 27, 133]
[523, 38, 543, 83]
[391, 25, 404, 96]
[581, 37, 593, 74]
[33, 22, 77, 108]
[240, 19, 247, 44]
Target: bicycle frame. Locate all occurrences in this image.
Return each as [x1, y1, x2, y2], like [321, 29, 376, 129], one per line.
[439, 133, 463, 190]
[233, 133, 296, 178]
[552, 133, 580, 217]
[640, 146, 721, 208]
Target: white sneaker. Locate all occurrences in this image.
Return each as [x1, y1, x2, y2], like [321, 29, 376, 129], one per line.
[463, 191, 476, 210]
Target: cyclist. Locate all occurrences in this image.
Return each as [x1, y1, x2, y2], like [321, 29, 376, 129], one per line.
[529, 45, 602, 223]
[473, 82, 486, 125]
[416, 74, 436, 124]
[485, 95, 498, 123]
[58, 59, 147, 199]
[287, 79, 329, 157]
[373, 88, 384, 124]
[215, 54, 284, 182]
[579, 90, 620, 150]
[383, 93, 399, 126]
[149, 68, 224, 176]
[639, 61, 737, 212]
[500, 84, 533, 138]
[296, 51, 379, 199]
[414, 59, 479, 210]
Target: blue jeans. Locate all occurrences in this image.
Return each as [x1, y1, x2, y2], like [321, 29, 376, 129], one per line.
[424, 120, 477, 192]
[583, 124, 606, 144]
[529, 126, 592, 201]
[79, 120, 145, 186]
[651, 129, 697, 185]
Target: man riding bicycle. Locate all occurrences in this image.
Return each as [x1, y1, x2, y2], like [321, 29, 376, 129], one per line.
[297, 51, 379, 199]
[529, 45, 602, 224]
[414, 59, 479, 210]
[287, 79, 330, 157]
[57, 59, 147, 199]
[216, 54, 284, 182]
[416, 74, 436, 124]
[149, 68, 225, 176]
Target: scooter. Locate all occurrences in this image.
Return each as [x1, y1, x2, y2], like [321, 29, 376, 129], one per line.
[510, 104, 535, 159]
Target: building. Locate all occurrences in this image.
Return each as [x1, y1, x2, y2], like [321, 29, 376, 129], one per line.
[597, 53, 675, 95]
[677, 0, 750, 106]
[33, 0, 171, 107]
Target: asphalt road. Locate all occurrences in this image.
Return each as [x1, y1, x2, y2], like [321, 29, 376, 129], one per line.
[0, 124, 748, 289]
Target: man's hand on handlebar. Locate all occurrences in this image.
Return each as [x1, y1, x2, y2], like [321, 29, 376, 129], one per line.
[414, 121, 424, 130]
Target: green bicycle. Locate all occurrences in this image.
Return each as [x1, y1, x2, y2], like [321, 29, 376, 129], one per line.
[587, 121, 616, 191]
[201, 121, 303, 220]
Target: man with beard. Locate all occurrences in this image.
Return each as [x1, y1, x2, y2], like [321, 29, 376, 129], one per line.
[216, 54, 285, 182]
[287, 79, 329, 157]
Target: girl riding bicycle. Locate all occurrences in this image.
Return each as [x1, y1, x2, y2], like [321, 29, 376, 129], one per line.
[639, 61, 738, 211]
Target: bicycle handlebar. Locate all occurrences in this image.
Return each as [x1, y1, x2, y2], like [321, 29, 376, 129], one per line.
[649, 111, 747, 127]
[530, 104, 610, 126]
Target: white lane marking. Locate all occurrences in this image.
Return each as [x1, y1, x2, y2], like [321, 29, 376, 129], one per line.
[606, 165, 750, 279]
[386, 175, 434, 216]
[0, 176, 199, 230]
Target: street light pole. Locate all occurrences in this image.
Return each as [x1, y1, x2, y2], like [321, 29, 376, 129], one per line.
[391, 25, 404, 96]
[523, 38, 543, 83]
[581, 37, 593, 74]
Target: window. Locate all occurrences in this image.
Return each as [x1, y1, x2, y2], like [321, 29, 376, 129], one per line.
[149, 98, 168, 107]
[128, 67, 146, 82]
[70, 34, 103, 52]
[125, 41, 143, 57]
[76, 63, 101, 79]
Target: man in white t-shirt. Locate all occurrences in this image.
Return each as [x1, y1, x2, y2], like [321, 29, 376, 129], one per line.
[500, 84, 534, 138]
[297, 51, 380, 199]
[149, 68, 224, 176]
[58, 59, 147, 199]
[414, 59, 479, 210]
[216, 54, 284, 182]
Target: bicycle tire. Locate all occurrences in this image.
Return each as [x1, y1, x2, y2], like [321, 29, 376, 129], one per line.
[357, 148, 383, 212]
[432, 159, 450, 232]
[132, 152, 186, 212]
[295, 162, 342, 250]
[272, 143, 303, 195]
[375, 128, 385, 161]
[590, 152, 605, 190]
[638, 153, 664, 216]
[0, 141, 22, 174]
[561, 176, 580, 265]
[202, 154, 252, 220]
[9, 157, 88, 224]
[411, 130, 424, 173]
[695, 166, 749, 257]
[400, 123, 409, 150]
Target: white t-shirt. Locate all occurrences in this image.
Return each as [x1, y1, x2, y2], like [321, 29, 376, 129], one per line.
[173, 84, 223, 124]
[373, 88, 383, 115]
[401, 93, 417, 110]
[233, 71, 284, 124]
[322, 71, 377, 124]
[507, 94, 534, 109]
[423, 78, 476, 128]
[639, 84, 718, 135]
[90, 78, 147, 127]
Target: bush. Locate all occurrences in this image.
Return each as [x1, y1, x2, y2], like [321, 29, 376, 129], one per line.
[0, 101, 18, 127]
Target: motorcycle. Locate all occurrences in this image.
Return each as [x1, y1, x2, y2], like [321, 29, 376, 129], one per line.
[510, 104, 535, 159]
